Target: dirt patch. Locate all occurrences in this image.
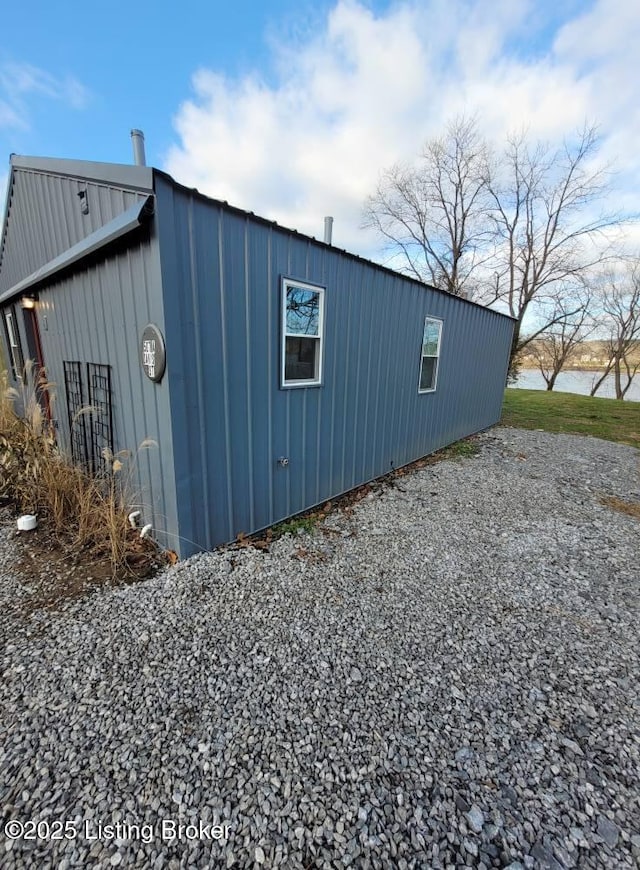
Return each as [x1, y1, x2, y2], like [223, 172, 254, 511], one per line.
[600, 495, 640, 521]
[2, 503, 166, 617]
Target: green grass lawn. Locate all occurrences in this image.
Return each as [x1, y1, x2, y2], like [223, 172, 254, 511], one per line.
[501, 388, 640, 449]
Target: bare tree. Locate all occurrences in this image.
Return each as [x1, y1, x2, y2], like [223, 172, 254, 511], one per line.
[363, 116, 491, 297]
[528, 289, 594, 390]
[487, 125, 619, 370]
[590, 262, 640, 399]
[365, 120, 627, 375]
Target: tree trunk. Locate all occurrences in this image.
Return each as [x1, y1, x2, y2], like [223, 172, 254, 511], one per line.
[590, 363, 613, 396]
[619, 358, 640, 398]
[614, 360, 623, 399]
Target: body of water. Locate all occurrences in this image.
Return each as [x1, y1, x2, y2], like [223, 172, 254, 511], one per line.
[511, 368, 640, 403]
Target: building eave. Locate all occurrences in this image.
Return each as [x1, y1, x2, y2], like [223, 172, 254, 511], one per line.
[0, 195, 154, 305]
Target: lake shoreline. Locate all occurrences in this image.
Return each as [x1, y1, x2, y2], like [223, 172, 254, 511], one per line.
[519, 365, 612, 374]
[512, 368, 640, 402]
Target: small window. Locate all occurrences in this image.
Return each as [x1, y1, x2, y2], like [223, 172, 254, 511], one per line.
[281, 279, 325, 387]
[4, 308, 24, 380]
[418, 317, 442, 392]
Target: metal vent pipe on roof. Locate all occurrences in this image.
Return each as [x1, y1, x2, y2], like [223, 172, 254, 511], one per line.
[131, 129, 146, 166]
[324, 216, 333, 245]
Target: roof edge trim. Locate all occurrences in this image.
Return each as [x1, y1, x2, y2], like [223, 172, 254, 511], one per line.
[10, 155, 154, 193]
[0, 195, 154, 305]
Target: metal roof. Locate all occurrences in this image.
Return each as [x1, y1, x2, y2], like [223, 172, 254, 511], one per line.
[0, 155, 154, 297]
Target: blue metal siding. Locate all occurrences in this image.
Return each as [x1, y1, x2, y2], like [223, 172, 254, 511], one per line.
[156, 178, 514, 556]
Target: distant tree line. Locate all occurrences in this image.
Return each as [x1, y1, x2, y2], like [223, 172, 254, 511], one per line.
[363, 117, 640, 398]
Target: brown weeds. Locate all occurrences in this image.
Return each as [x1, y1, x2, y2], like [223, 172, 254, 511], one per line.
[600, 495, 640, 521]
[1, 368, 158, 577]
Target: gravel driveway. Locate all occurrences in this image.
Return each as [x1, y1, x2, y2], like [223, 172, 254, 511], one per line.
[1, 427, 639, 870]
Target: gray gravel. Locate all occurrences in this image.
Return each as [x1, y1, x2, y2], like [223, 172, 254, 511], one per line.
[1, 427, 639, 869]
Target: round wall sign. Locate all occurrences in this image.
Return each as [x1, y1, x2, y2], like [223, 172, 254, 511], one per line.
[140, 324, 166, 382]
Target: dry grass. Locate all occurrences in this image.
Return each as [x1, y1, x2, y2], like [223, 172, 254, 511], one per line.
[600, 495, 640, 521]
[0, 367, 158, 577]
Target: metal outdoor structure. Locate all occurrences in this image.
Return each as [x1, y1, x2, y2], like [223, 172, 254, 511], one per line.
[0, 154, 515, 557]
[62, 360, 114, 473]
[63, 360, 88, 466]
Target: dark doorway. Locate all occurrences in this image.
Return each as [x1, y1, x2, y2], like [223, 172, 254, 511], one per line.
[21, 300, 52, 422]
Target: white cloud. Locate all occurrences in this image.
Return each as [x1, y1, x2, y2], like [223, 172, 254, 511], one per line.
[166, 0, 639, 256]
[0, 100, 27, 131]
[0, 61, 90, 132]
[552, 0, 640, 222]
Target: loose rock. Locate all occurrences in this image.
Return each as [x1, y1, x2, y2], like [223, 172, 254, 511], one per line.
[0, 429, 638, 869]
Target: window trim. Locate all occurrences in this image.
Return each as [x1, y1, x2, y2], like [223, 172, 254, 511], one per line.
[281, 277, 325, 388]
[418, 316, 443, 394]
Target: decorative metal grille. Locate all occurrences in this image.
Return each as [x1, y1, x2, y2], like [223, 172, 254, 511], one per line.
[87, 363, 114, 475]
[63, 361, 89, 466]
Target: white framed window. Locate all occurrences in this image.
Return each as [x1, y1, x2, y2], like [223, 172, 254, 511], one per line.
[281, 278, 325, 387]
[418, 317, 442, 393]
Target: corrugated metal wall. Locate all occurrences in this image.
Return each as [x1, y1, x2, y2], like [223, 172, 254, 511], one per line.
[33, 235, 178, 549]
[156, 176, 514, 556]
[0, 166, 179, 551]
[0, 167, 150, 295]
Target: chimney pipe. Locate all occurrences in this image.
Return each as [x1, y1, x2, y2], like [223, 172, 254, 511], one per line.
[323, 216, 333, 245]
[131, 129, 146, 166]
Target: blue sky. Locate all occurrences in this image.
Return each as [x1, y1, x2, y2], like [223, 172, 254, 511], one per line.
[0, 0, 325, 165]
[1, 0, 638, 256]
